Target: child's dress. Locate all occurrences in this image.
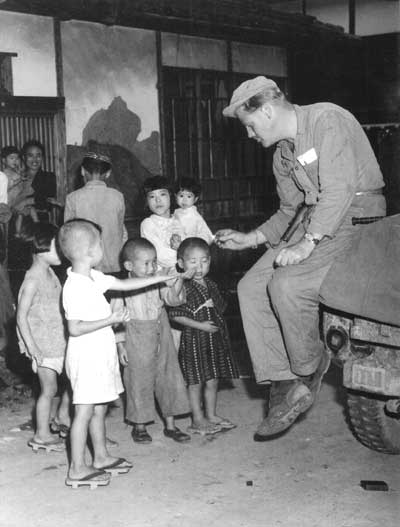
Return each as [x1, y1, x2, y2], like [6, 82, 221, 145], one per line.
[140, 214, 183, 270]
[17, 267, 66, 374]
[173, 206, 214, 244]
[169, 278, 239, 385]
[62, 269, 123, 405]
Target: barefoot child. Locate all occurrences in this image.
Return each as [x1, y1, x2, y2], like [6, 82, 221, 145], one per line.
[173, 177, 214, 244]
[58, 219, 175, 489]
[114, 238, 191, 444]
[170, 237, 239, 435]
[16, 223, 70, 452]
[140, 175, 183, 271]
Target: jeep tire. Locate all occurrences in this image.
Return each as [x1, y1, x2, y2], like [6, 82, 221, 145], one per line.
[346, 390, 400, 454]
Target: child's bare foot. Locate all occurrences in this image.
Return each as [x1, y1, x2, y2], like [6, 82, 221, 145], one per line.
[68, 464, 110, 482]
[34, 432, 58, 444]
[93, 456, 133, 476]
[206, 415, 237, 430]
[187, 418, 221, 436]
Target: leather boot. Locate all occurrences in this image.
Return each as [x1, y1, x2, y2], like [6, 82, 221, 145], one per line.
[254, 379, 313, 439]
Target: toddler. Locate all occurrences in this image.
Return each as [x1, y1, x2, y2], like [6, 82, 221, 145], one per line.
[173, 177, 214, 244]
[58, 219, 173, 489]
[64, 152, 127, 273]
[16, 223, 70, 453]
[0, 146, 21, 205]
[170, 237, 239, 435]
[114, 238, 192, 444]
[140, 175, 183, 271]
[0, 145, 38, 234]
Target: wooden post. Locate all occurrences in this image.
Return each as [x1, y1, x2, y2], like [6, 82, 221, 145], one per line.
[156, 31, 167, 178]
[53, 18, 67, 205]
[53, 18, 64, 97]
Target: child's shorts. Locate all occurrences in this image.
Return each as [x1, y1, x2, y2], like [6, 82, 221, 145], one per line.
[32, 356, 64, 375]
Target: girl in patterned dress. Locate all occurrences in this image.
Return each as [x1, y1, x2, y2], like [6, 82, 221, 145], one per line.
[170, 237, 238, 435]
[17, 223, 70, 452]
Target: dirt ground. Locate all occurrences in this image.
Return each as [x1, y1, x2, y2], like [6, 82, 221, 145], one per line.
[0, 367, 399, 527]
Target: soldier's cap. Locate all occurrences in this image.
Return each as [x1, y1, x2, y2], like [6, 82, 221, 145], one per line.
[223, 76, 278, 118]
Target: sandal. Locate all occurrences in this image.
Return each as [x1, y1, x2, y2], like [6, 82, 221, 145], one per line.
[209, 417, 236, 430]
[94, 457, 133, 476]
[186, 422, 222, 436]
[50, 419, 70, 439]
[28, 437, 65, 453]
[106, 436, 119, 448]
[10, 419, 34, 432]
[65, 470, 111, 490]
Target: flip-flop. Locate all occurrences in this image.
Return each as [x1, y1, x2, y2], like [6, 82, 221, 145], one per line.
[187, 423, 222, 436]
[50, 420, 70, 439]
[28, 437, 65, 453]
[95, 457, 133, 476]
[10, 419, 34, 432]
[106, 436, 119, 448]
[65, 470, 111, 490]
[211, 418, 237, 430]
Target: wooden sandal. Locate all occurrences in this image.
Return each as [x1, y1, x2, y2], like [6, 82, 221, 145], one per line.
[65, 470, 111, 490]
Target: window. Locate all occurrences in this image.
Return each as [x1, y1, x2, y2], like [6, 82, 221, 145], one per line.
[163, 67, 283, 222]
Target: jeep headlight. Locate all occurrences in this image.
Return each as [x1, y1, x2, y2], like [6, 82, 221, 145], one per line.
[326, 327, 348, 353]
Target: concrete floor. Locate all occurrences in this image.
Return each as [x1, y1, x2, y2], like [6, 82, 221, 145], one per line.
[0, 367, 399, 527]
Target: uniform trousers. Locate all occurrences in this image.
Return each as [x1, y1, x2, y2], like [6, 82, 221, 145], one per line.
[237, 196, 386, 383]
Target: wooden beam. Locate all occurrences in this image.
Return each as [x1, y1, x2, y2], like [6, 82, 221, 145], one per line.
[53, 18, 64, 97]
[156, 31, 167, 178]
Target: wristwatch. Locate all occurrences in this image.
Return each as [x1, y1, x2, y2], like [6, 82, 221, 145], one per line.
[303, 232, 321, 246]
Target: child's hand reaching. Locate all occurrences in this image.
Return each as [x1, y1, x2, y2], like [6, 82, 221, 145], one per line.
[170, 233, 181, 250]
[163, 268, 196, 288]
[199, 321, 219, 333]
[109, 307, 130, 325]
[181, 268, 196, 280]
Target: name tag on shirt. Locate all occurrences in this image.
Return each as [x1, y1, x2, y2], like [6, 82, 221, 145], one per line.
[297, 148, 318, 166]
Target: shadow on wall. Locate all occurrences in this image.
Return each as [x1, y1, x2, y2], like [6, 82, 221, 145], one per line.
[66, 96, 162, 219]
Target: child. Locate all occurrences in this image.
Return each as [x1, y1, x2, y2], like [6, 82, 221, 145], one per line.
[0, 146, 22, 206]
[16, 223, 70, 453]
[170, 237, 239, 435]
[114, 238, 192, 444]
[64, 152, 127, 273]
[0, 145, 38, 235]
[173, 177, 214, 244]
[58, 219, 174, 489]
[140, 175, 183, 271]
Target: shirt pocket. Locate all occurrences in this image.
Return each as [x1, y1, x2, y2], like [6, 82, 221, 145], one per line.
[292, 160, 319, 205]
